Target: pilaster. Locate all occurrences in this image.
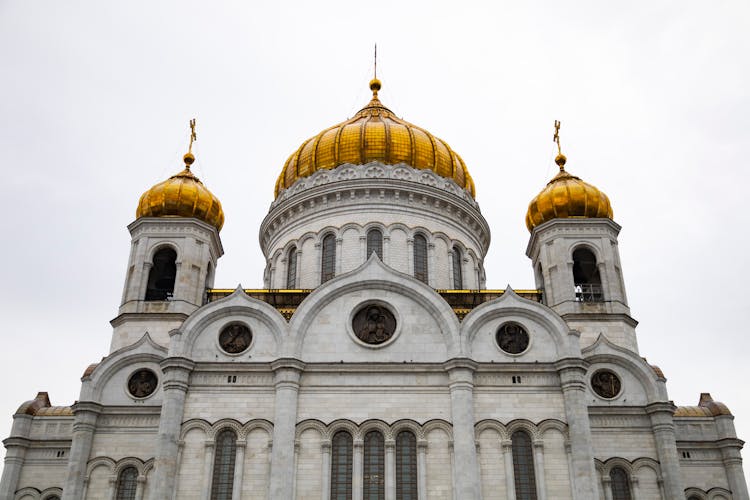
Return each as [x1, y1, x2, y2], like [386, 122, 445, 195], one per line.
[269, 358, 305, 500]
[645, 402, 685, 499]
[62, 401, 103, 500]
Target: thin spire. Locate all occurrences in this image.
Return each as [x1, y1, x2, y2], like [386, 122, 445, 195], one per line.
[184, 118, 197, 168]
[369, 44, 382, 98]
[553, 119, 567, 170]
[374, 43, 377, 79]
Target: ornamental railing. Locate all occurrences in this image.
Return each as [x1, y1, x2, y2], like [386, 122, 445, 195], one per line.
[574, 283, 604, 302]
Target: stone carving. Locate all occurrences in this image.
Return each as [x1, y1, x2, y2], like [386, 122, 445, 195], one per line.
[219, 323, 253, 354]
[352, 304, 397, 345]
[127, 369, 158, 398]
[496, 323, 530, 354]
[591, 369, 622, 399]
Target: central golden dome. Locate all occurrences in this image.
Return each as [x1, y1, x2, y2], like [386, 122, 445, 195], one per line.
[274, 80, 475, 198]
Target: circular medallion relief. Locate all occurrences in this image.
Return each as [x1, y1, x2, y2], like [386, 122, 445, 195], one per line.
[591, 369, 622, 399]
[495, 323, 530, 354]
[218, 323, 253, 354]
[127, 369, 158, 398]
[352, 304, 397, 345]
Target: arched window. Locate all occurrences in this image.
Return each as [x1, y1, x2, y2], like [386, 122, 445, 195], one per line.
[572, 247, 603, 302]
[210, 429, 237, 500]
[367, 229, 383, 260]
[609, 467, 632, 500]
[363, 431, 385, 499]
[145, 247, 177, 300]
[331, 431, 353, 500]
[115, 466, 138, 500]
[321, 234, 336, 283]
[396, 431, 418, 500]
[46, 496, 61, 500]
[452, 247, 463, 289]
[687, 496, 702, 500]
[413, 234, 428, 284]
[286, 246, 297, 288]
[511, 430, 537, 500]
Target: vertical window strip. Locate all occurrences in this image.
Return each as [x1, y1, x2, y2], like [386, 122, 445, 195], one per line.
[331, 431, 353, 500]
[321, 234, 336, 283]
[395, 431, 418, 500]
[511, 431, 538, 500]
[145, 247, 177, 300]
[413, 235, 428, 284]
[609, 467, 633, 500]
[286, 247, 297, 288]
[115, 466, 139, 500]
[452, 247, 463, 289]
[367, 229, 383, 260]
[210, 430, 237, 500]
[363, 431, 385, 500]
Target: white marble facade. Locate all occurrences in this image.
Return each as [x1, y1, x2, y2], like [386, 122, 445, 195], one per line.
[1, 159, 748, 500]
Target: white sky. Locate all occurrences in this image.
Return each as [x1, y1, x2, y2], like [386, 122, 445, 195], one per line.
[1, 0, 749, 488]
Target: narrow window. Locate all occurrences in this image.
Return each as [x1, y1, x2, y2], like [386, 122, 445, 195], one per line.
[210, 429, 237, 500]
[331, 431, 353, 500]
[452, 247, 463, 289]
[363, 431, 385, 500]
[367, 229, 383, 260]
[511, 430, 537, 500]
[321, 234, 336, 283]
[413, 234, 428, 284]
[395, 431, 418, 500]
[609, 467, 632, 500]
[115, 466, 138, 500]
[286, 246, 297, 289]
[145, 247, 177, 300]
[572, 247, 603, 302]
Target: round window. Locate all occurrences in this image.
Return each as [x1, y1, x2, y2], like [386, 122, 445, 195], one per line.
[591, 369, 622, 399]
[495, 323, 530, 354]
[218, 323, 253, 354]
[127, 369, 158, 398]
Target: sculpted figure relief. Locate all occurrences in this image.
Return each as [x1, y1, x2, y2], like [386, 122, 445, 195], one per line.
[591, 369, 622, 399]
[128, 369, 158, 398]
[353, 305, 396, 345]
[219, 323, 253, 354]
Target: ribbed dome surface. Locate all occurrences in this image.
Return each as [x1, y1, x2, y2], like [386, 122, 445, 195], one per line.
[525, 155, 613, 231]
[136, 155, 224, 231]
[274, 80, 475, 198]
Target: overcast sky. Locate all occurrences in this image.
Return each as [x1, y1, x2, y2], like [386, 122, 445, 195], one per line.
[1, 0, 748, 487]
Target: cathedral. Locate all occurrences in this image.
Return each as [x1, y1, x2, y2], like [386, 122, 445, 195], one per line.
[1, 78, 747, 500]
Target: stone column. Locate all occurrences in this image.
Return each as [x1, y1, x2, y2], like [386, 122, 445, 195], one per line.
[444, 359, 481, 499]
[601, 477, 613, 500]
[269, 359, 304, 500]
[149, 357, 195, 500]
[0, 413, 32, 500]
[555, 358, 597, 498]
[360, 235, 367, 262]
[320, 442, 331, 500]
[629, 476, 640, 500]
[353, 440, 364, 500]
[406, 238, 414, 275]
[232, 439, 246, 500]
[718, 438, 750, 500]
[135, 475, 146, 500]
[383, 235, 390, 266]
[502, 440, 516, 500]
[427, 242, 436, 287]
[645, 402, 685, 499]
[417, 440, 427, 500]
[107, 475, 117, 500]
[533, 439, 547, 500]
[63, 401, 103, 500]
[201, 442, 215, 500]
[335, 237, 343, 275]
[385, 440, 396, 500]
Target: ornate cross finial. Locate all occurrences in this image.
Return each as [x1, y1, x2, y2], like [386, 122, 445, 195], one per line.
[188, 118, 197, 154]
[369, 44, 382, 97]
[553, 119, 561, 155]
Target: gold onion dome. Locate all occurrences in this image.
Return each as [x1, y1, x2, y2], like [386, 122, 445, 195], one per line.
[274, 79, 475, 198]
[525, 153, 613, 232]
[136, 152, 225, 231]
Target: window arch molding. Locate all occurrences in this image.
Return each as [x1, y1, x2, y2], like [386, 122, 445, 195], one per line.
[283, 243, 299, 289]
[146, 242, 181, 264]
[144, 244, 179, 301]
[319, 230, 339, 284]
[411, 231, 431, 285]
[568, 242, 602, 263]
[40, 488, 64, 500]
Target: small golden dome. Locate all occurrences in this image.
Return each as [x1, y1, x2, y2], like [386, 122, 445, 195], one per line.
[525, 158, 613, 232]
[136, 156, 224, 231]
[274, 80, 475, 198]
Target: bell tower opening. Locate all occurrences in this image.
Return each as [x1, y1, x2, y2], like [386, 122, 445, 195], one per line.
[145, 247, 177, 301]
[572, 247, 603, 302]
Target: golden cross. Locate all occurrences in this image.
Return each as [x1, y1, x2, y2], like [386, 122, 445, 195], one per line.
[553, 120, 562, 155]
[188, 118, 197, 153]
[374, 43, 378, 79]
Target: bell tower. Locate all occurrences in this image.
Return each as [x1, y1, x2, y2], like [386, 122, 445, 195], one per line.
[525, 123, 636, 351]
[111, 121, 225, 352]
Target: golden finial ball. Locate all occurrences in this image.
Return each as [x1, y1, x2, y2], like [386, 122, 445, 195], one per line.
[369, 78, 382, 92]
[183, 152, 195, 166]
[555, 153, 567, 168]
